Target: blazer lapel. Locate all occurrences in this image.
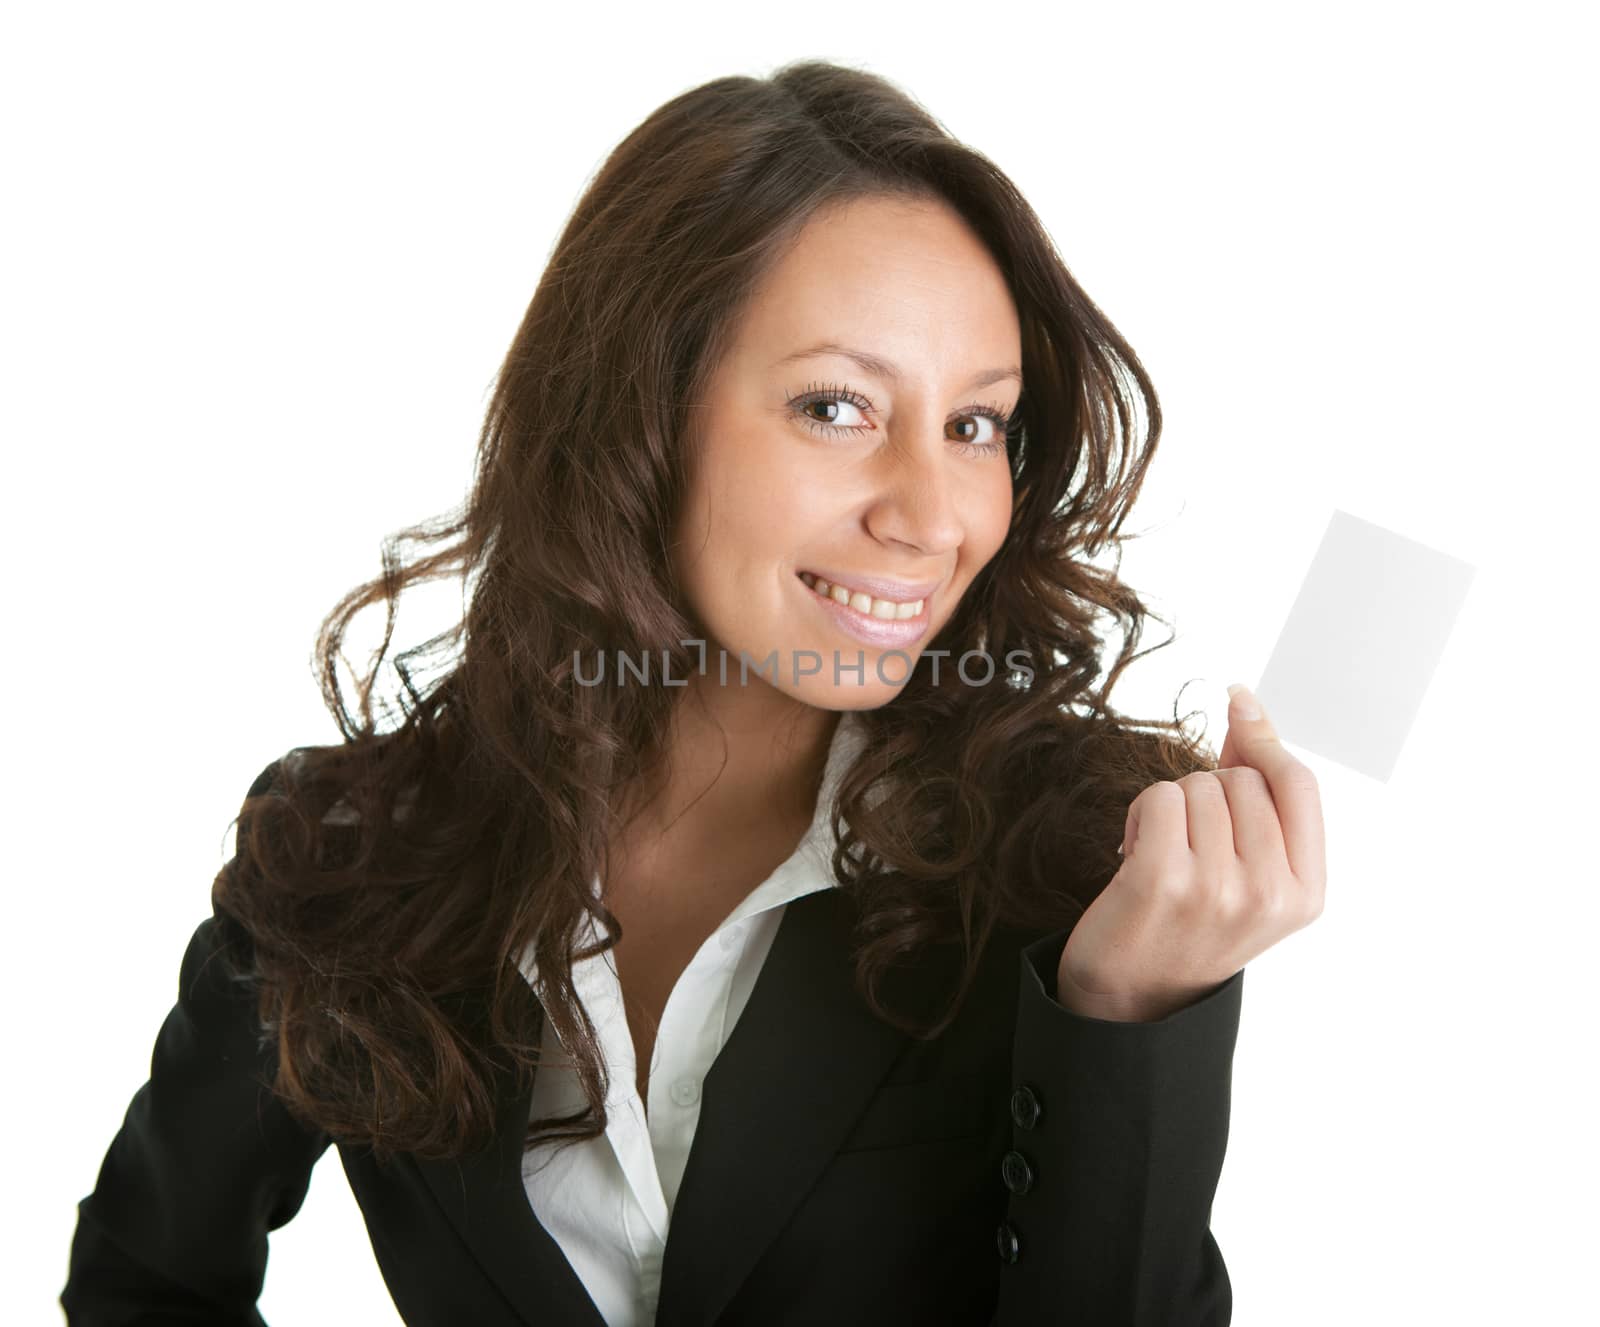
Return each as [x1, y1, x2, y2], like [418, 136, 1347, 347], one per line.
[411, 985, 610, 1326]
[654, 885, 957, 1327]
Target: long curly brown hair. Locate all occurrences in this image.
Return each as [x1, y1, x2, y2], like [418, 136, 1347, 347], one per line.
[213, 57, 1219, 1167]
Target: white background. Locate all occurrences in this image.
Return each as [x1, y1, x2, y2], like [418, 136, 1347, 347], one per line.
[7, 1, 1595, 1322]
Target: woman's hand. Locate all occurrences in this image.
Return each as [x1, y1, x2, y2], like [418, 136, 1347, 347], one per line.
[1055, 684, 1326, 1022]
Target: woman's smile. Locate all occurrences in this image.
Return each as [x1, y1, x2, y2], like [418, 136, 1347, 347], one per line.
[795, 569, 934, 647]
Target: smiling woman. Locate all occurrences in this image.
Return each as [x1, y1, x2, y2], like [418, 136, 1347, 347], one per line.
[63, 57, 1244, 1327]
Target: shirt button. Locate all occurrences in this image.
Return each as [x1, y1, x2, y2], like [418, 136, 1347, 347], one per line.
[1010, 1083, 1043, 1129]
[719, 922, 747, 951]
[995, 1220, 1021, 1263]
[1000, 1149, 1035, 1194]
[670, 1077, 701, 1106]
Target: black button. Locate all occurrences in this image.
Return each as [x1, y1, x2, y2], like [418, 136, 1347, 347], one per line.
[1010, 1083, 1042, 1129]
[995, 1220, 1020, 1263]
[1001, 1149, 1034, 1194]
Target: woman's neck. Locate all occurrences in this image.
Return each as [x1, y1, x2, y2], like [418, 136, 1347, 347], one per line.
[607, 686, 842, 896]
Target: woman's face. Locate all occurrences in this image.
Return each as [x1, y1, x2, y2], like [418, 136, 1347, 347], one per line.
[674, 194, 1022, 710]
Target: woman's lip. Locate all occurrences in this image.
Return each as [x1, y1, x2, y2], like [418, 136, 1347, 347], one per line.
[795, 569, 943, 603]
[796, 572, 934, 647]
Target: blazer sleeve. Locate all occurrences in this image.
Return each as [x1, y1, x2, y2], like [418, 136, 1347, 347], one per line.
[991, 927, 1244, 1327]
[61, 760, 334, 1327]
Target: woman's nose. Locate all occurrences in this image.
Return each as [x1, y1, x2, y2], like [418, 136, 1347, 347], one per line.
[866, 430, 966, 552]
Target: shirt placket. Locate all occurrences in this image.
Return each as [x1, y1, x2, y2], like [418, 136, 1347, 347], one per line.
[571, 937, 673, 1253]
[646, 914, 750, 1216]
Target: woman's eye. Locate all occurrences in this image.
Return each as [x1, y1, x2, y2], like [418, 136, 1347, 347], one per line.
[951, 413, 1002, 448]
[797, 396, 868, 429]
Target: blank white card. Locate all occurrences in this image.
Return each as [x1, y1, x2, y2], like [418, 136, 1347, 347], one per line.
[1250, 509, 1476, 783]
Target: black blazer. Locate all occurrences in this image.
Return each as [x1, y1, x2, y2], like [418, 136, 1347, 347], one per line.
[62, 762, 1245, 1327]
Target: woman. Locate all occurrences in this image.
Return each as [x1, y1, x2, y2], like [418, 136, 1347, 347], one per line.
[62, 59, 1324, 1326]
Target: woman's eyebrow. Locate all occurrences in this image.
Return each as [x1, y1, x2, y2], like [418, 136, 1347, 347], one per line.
[774, 341, 1022, 390]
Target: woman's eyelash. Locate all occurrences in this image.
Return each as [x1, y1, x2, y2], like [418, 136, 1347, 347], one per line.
[785, 380, 1015, 456]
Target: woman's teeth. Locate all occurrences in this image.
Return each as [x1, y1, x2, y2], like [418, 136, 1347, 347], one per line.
[798, 572, 924, 620]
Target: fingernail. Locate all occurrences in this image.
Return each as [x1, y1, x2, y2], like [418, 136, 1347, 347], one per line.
[1227, 682, 1262, 719]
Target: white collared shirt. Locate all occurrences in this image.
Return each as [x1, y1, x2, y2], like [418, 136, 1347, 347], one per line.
[516, 709, 867, 1326]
